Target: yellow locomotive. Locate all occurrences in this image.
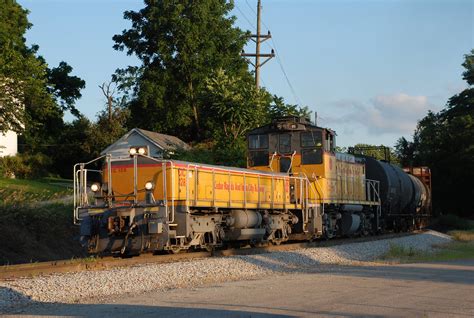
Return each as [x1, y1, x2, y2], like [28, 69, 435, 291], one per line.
[74, 116, 429, 255]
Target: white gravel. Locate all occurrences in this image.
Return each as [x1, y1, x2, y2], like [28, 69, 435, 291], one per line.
[0, 230, 452, 312]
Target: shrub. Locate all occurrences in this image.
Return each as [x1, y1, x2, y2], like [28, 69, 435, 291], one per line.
[0, 153, 52, 179]
[0, 155, 23, 178]
[434, 214, 474, 231]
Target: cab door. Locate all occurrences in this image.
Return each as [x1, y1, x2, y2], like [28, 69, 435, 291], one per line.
[278, 133, 293, 173]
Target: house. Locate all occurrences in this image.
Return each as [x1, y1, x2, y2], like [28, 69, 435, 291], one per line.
[0, 130, 18, 157]
[100, 128, 191, 159]
[0, 77, 22, 158]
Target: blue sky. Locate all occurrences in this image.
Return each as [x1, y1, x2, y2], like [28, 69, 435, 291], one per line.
[19, 0, 473, 147]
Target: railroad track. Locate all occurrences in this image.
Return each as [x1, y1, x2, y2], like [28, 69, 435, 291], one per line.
[0, 231, 419, 280]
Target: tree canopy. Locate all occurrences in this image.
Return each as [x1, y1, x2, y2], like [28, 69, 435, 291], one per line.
[0, 0, 86, 178]
[396, 49, 474, 217]
[113, 0, 250, 140]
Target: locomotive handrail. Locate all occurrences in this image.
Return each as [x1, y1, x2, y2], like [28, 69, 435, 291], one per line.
[133, 154, 176, 223]
[133, 155, 138, 204]
[243, 172, 247, 209]
[257, 174, 261, 209]
[73, 154, 108, 224]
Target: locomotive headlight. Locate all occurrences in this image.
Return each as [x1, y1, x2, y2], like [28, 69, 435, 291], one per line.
[91, 183, 101, 192]
[145, 181, 154, 191]
[129, 147, 137, 156]
[138, 147, 146, 155]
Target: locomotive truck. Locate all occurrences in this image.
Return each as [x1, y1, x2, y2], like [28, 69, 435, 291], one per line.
[74, 116, 431, 255]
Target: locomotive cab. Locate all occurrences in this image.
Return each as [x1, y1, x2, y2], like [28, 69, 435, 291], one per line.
[247, 116, 335, 179]
[247, 116, 381, 238]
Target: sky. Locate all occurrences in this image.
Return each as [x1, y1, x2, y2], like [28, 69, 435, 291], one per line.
[18, 0, 474, 147]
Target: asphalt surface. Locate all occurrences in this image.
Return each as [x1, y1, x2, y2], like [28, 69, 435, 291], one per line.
[4, 259, 474, 317]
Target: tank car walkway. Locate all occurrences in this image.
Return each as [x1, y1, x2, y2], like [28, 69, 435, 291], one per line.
[9, 259, 474, 317]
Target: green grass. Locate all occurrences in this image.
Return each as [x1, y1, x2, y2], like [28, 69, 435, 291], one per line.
[0, 178, 84, 265]
[0, 202, 86, 265]
[0, 177, 73, 204]
[380, 231, 474, 263]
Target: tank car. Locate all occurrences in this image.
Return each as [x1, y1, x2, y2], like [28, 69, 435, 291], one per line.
[73, 116, 431, 255]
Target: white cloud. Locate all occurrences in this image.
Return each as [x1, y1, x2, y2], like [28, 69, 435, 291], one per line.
[324, 93, 440, 135]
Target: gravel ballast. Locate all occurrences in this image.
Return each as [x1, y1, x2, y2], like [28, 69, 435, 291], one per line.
[0, 230, 452, 311]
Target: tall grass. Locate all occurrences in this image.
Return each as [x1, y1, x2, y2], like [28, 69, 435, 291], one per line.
[381, 231, 474, 263]
[448, 230, 474, 242]
[0, 177, 72, 204]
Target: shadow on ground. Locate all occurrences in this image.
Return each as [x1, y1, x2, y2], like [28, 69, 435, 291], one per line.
[2, 293, 294, 318]
[2, 259, 474, 317]
[240, 251, 474, 285]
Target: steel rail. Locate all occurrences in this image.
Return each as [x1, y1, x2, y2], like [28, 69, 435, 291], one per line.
[0, 232, 421, 281]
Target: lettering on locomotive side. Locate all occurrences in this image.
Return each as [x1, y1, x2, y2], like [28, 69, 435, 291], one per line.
[112, 167, 127, 173]
[214, 181, 265, 193]
[178, 170, 186, 186]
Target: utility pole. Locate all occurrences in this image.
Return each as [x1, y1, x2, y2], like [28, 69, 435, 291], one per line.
[241, 0, 275, 89]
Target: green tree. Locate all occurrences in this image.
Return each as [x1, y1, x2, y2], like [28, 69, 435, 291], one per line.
[269, 95, 311, 121]
[0, 0, 50, 133]
[394, 137, 415, 167]
[0, 1, 86, 178]
[349, 143, 398, 164]
[47, 61, 86, 118]
[113, 0, 249, 140]
[203, 69, 270, 141]
[398, 50, 474, 217]
[200, 69, 271, 166]
[49, 116, 93, 178]
[90, 104, 131, 156]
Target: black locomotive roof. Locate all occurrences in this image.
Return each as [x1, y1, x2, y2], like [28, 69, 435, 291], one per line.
[248, 116, 333, 135]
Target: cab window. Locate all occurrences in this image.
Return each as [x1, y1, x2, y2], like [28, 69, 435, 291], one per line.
[324, 132, 335, 153]
[301, 131, 323, 165]
[248, 134, 268, 149]
[301, 131, 322, 148]
[302, 148, 323, 164]
[279, 134, 291, 154]
[248, 151, 269, 167]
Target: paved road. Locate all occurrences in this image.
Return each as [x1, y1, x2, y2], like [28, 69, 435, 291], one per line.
[6, 260, 474, 317]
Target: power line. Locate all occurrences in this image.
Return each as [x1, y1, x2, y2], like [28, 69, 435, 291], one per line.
[240, 0, 275, 89]
[235, 3, 256, 32]
[243, 0, 303, 106]
[245, 0, 257, 15]
[271, 37, 302, 106]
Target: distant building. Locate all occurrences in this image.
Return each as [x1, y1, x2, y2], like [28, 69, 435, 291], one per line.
[100, 128, 191, 159]
[0, 130, 18, 157]
[0, 77, 22, 158]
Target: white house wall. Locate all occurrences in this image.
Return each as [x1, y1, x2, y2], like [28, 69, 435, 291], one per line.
[0, 130, 18, 157]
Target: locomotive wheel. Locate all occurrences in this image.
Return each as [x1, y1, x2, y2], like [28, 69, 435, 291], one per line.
[168, 247, 185, 254]
[205, 245, 214, 252]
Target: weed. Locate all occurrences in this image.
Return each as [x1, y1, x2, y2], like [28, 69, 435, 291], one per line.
[380, 240, 474, 263]
[382, 243, 419, 261]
